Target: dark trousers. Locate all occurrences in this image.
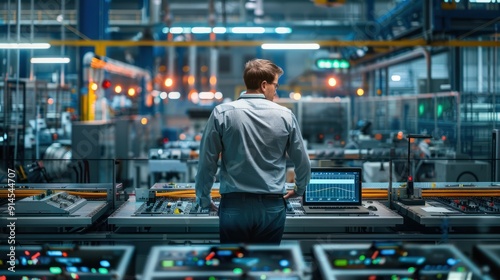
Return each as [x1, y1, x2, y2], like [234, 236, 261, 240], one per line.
[219, 193, 286, 244]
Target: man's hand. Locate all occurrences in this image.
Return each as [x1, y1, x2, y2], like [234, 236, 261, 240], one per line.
[283, 189, 301, 200]
[210, 201, 219, 212]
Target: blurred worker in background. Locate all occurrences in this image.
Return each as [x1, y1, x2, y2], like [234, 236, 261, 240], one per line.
[195, 58, 311, 244]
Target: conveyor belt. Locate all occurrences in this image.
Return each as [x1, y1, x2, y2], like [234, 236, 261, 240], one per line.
[0, 189, 108, 199]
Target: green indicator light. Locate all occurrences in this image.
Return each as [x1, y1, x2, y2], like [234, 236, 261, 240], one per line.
[91, 268, 97, 273]
[50, 267, 62, 274]
[283, 268, 292, 273]
[437, 104, 443, 117]
[359, 255, 366, 261]
[419, 103, 425, 115]
[334, 259, 348, 266]
[408, 266, 416, 273]
[260, 275, 267, 280]
[162, 260, 174, 267]
[98, 267, 109, 274]
[209, 277, 217, 280]
[457, 267, 465, 272]
[391, 275, 398, 280]
[316, 59, 350, 69]
[233, 267, 243, 274]
[71, 273, 78, 279]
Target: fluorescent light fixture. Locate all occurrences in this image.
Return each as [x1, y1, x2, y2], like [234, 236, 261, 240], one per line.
[275, 27, 292, 34]
[169, 27, 184, 34]
[191, 27, 212, 34]
[0, 43, 50, 49]
[199, 91, 215, 100]
[31, 57, 70, 64]
[391, 74, 401, 82]
[214, 92, 223, 99]
[168, 91, 181, 99]
[213, 27, 227, 34]
[231, 27, 265, 34]
[261, 43, 320, 50]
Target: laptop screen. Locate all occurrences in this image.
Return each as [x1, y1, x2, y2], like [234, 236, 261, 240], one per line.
[303, 167, 363, 206]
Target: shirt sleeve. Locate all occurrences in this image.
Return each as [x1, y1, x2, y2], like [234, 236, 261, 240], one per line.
[286, 114, 311, 196]
[195, 110, 223, 208]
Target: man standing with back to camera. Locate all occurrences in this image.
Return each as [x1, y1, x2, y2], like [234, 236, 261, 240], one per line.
[195, 58, 311, 244]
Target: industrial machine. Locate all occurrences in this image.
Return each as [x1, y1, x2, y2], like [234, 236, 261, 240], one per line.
[391, 183, 500, 227]
[313, 242, 487, 279]
[0, 244, 134, 279]
[0, 182, 127, 231]
[108, 182, 403, 235]
[142, 243, 305, 280]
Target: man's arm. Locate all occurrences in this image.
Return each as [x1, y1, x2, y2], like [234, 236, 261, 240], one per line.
[286, 114, 311, 196]
[195, 111, 223, 208]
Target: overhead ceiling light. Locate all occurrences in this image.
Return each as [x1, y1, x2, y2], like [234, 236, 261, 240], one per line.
[213, 27, 227, 34]
[0, 43, 51, 49]
[191, 27, 212, 34]
[169, 27, 184, 34]
[31, 57, 70, 64]
[391, 74, 401, 82]
[231, 27, 265, 34]
[261, 43, 320, 50]
[275, 27, 292, 34]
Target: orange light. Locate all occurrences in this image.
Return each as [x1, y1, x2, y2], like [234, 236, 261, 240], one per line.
[128, 88, 136, 96]
[328, 77, 337, 87]
[47, 98, 54, 105]
[114, 85, 122, 94]
[441, 135, 447, 141]
[188, 75, 195, 86]
[374, 133, 382, 140]
[90, 82, 98, 91]
[179, 133, 187, 140]
[140, 117, 148, 125]
[200, 65, 208, 72]
[356, 88, 364, 96]
[164, 77, 173, 87]
[182, 65, 190, 73]
[209, 76, 217, 86]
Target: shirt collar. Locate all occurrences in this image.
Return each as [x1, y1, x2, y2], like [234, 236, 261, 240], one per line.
[238, 92, 266, 100]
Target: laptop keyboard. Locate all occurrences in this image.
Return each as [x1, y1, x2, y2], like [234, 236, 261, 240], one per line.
[308, 206, 359, 210]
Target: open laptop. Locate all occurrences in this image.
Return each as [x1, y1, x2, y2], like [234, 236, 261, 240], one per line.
[302, 167, 370, 215]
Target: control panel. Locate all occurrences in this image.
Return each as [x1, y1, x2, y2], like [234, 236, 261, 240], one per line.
[429, 196, 499, 214]
[135, 182, 307, 216]
[0, 245, 134, 279]
[313, 242, 486, 280]
[142, 244, 305, 279]
[16, 191, 87, 215]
